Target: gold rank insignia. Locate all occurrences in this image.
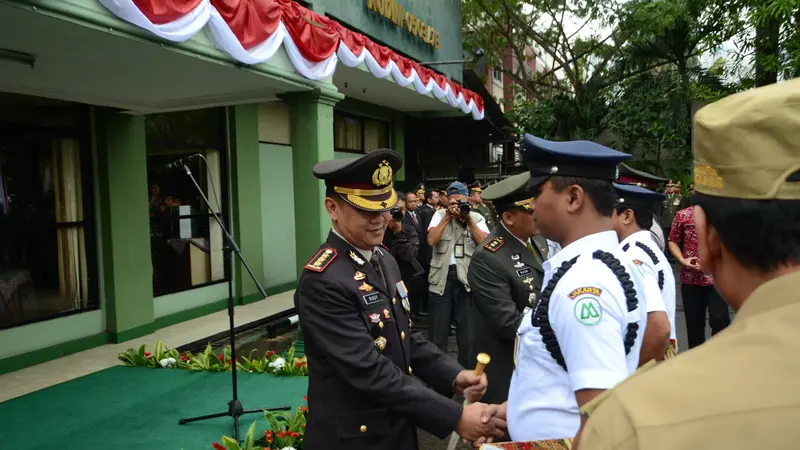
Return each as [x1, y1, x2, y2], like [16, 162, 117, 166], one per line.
[383, 308, 391, 319]
[374, 336, 387, 351]
[354, 271, 366, 281]
[304, 248, 337, 272]
[358, 282, 373, 292]
[349, 251, 365, 265]
[483, 236, 504, 252]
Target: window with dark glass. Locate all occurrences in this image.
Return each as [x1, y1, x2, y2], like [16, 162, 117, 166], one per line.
[145, 108, 228, 297]
[334, 111, 390, 153]
[0, 92, 97, 330]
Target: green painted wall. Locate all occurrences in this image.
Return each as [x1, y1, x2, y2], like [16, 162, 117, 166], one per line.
[0, 311, 105, 360]
[154, 284, 229, 318]
[309, 0, 463, 81]
[259, 143, 298, 288]
[95, 109, 155, 340]
[286, 89, 343, 277]
[229, 105, 266, 300]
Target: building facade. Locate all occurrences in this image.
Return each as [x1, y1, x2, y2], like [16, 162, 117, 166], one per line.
[0, 0, 485, 374]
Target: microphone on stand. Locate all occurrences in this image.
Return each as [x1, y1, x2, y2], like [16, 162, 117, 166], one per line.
[165, 153, 201, 169]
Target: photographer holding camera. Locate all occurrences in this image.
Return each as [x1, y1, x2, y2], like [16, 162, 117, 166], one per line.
[383, 193, 423, 293]
[426, 182, 490, 368]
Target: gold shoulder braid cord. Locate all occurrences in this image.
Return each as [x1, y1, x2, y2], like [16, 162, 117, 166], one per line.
[533, 251, 640, 371]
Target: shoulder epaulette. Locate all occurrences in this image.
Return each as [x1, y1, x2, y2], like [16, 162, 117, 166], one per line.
[483, 236, 504, 252]
[304, 248, 337, 272]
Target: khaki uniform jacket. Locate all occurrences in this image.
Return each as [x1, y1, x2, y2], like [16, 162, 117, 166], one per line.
[578, 271, 800, 450]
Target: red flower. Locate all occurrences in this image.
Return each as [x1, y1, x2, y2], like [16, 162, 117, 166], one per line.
[211, 443, 226, 450]
[144, 352, 151, 357]
[180, 353, 189, 362]
[226, 358, 232, 365]
[295, 360, 307, 368]
[265, 350, 276, 358]
[217, 354, 224, 361]
[303, 395, 308, 402]
[265, 430, 274, 443]
[298, 406, 309, 414]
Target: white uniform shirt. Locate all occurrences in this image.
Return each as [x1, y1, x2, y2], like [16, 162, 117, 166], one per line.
[649, 216, 666, 252]
[547, 239, 562, 257]
[620, 230, 677, 341]
[427, 210, 490, 265]
[507, 231, 653, 441]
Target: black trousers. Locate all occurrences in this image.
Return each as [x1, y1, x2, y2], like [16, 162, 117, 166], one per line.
[428, 266, 472, 369]
[682, 283, 731, 349]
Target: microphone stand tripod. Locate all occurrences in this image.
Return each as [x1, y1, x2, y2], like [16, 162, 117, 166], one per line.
[175, 161, 290, 442]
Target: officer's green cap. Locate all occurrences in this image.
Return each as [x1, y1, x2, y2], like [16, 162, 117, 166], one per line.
[693, 78, 800, 200]
[480, 172, 533, 212]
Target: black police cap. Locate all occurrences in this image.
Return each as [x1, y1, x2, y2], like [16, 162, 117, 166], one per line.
[522, 134, 631, 190]
[313, 149, 403, 212]
[614, 183, 665, 213]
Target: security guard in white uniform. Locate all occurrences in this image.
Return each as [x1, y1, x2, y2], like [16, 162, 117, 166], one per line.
[613, 183, 676, 361]
[476, 135, 660, 445]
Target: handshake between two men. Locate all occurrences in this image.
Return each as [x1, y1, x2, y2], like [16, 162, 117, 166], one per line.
[451, 354, 508, 446]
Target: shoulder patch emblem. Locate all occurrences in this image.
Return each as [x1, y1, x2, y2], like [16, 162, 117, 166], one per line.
[483, 236, 504, 252]
[632, 259, 645, 277]
[305, 248, 337, 272]
[568, 286, 603, 299]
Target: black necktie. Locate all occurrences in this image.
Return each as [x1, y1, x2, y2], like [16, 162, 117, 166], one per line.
[370, 251, 387, 290]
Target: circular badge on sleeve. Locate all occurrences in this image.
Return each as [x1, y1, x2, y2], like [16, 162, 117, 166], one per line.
[574, 296, 602, 325]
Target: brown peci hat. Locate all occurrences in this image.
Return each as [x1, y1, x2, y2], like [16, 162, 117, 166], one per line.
[693, 78, 800, 199]
[313, 149, 402, 212]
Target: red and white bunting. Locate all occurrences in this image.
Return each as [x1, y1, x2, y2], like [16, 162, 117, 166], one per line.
[99, 0, 485, 120]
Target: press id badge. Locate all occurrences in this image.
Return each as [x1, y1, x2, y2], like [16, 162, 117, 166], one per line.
[513, 332, 520, 370]
[454, 243, 465, 258]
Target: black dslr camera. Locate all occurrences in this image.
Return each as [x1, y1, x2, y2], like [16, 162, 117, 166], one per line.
[458, 199, 471, 217]
[390, 207, 403, 221]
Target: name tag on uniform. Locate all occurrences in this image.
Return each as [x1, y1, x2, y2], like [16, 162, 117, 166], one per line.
[454, 243, 465, 258]
[362, 293, 381, 306]
[516, 267, 532, 277]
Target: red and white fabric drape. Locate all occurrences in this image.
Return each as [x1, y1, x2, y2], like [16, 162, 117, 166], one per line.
[98, 0, 486, 120]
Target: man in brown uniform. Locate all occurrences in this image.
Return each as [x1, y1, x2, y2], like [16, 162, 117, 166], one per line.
[573, 79, 800, 450]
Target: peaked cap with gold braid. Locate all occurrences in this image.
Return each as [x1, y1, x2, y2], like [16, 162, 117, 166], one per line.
[313, 149, 402, 212]
[480, 171, 535, 212]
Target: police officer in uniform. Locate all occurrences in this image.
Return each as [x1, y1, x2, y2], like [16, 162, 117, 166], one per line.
[576, 74, 800, 450]
[475, 135, 659, 445]
[294, 149, 501, 450]
[467, 171, 548, 405]
[612, 184, 675, 362]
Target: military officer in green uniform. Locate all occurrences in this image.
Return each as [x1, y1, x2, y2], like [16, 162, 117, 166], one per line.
[660, 180, 686, 235]
[467, 171, 549, 404]
[468, 181, 497, 231]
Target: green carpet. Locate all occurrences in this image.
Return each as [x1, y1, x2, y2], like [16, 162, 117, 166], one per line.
[0, 366, 308, 449]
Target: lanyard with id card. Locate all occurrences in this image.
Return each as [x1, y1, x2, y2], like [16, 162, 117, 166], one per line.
[454, 231, 468, 258]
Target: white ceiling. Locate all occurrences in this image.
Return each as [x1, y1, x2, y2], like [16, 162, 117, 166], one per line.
[333, 64, 456, 113]
[0, 3, 306, 114]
